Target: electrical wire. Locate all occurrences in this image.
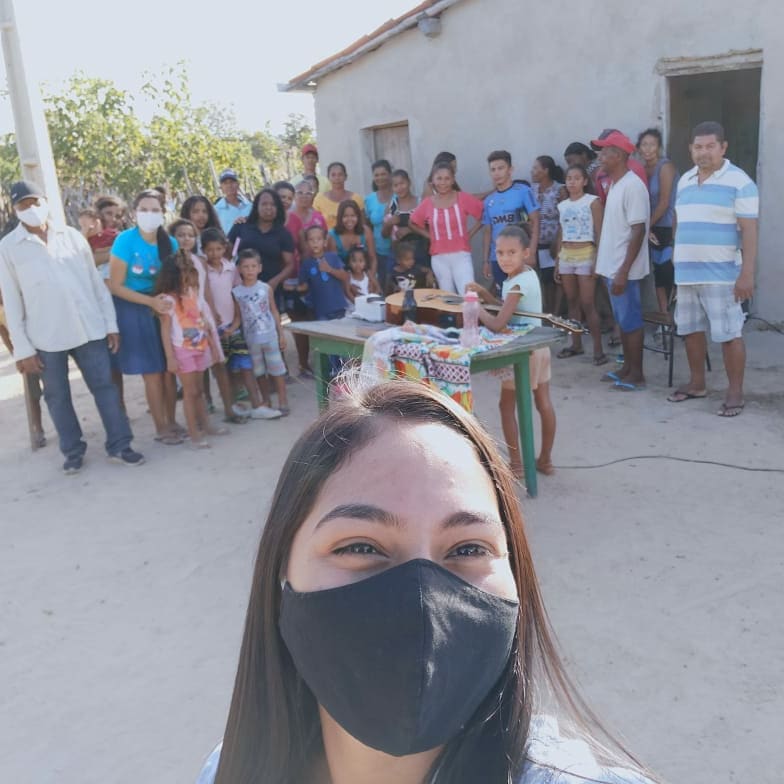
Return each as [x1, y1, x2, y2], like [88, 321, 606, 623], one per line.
[747, 315, 784, 334]
[554, 454, 784, 473]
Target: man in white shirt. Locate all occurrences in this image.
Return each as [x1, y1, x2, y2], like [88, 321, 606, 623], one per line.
[593, 131, 651, 390]
[0, 181, 144, 474]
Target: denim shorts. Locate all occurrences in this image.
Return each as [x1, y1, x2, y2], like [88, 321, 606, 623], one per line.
[605, 277, 643, 332]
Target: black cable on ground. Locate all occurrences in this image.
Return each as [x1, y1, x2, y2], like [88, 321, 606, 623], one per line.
[554, 454, 784, 473]
[747, 315, 784, 334]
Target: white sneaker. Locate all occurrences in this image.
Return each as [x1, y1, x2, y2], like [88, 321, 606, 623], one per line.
[251, 405, 282, 420]
[232, 403, 251, 417]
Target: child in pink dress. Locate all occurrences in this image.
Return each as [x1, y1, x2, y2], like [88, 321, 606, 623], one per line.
[158, 250, 227, 449]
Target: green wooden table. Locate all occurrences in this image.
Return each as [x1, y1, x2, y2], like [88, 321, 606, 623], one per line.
[285, 319, 562, 497]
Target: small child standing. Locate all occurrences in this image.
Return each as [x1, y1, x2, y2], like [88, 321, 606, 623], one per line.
[298, 226, 350, 320]
[384, 241, 435, 296]
[299, 225, 350, 379]
[553, 165, 606, 364]
[466, 225, 556, 479]
[229, 249, 290, 416]
[200, 228, 251, 424]
[157, 250, 227, 449]
[345, 246, 379, 307]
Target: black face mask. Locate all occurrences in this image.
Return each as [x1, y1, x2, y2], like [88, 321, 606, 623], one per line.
[279, 558, 519, 757]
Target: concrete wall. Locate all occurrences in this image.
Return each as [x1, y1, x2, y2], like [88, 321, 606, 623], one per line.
[310, 0, 783, 321]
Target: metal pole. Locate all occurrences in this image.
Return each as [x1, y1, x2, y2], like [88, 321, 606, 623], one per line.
[0, 0, 66, 450]
[0, 0, 66, 226]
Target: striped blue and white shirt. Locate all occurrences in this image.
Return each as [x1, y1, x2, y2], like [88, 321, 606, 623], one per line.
[673, 159, 758, 285]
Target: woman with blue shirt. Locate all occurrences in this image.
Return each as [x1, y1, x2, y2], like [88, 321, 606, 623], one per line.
[109, 189, 181, 444]
[364, 159, 393, 279]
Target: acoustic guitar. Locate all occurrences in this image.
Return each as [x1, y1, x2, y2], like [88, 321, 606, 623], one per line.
[384, 289, 583, 334]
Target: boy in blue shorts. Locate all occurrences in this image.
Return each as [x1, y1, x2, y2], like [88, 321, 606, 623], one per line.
[482, 151, 540, 293]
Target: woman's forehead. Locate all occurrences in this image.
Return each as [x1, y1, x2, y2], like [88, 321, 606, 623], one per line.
[309, 422, 500, 523]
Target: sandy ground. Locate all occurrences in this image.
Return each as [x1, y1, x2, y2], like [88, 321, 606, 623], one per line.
[1, 326, 782, 784]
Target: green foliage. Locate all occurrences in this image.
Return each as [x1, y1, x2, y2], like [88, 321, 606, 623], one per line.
[0, 63, 316, 207]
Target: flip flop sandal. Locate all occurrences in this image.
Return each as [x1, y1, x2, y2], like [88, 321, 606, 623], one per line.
[667, 390, 707, 403]
[154, 433, 184, 446]
[717, 403, 745, 417]
[224, 415, 249, 425]
[557, 347, 585, 359]
[601, 370, 622, 383]
[206, 426, 230, 436]
[188, 439, 211, 450]
[278, 406, 291, 417]
[592, 354, 609, 366]
[611, 380, 647, 392]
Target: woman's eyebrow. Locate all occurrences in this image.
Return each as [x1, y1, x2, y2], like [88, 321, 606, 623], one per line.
[314, 506, 502, 532]
[315, 504, 400, 530]
[440, 512, 502, 530]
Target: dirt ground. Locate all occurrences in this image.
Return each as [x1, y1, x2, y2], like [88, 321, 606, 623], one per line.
[1, 326, 782, 784]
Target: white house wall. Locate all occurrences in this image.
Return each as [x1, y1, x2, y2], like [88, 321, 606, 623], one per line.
[311, 0, 783, 321]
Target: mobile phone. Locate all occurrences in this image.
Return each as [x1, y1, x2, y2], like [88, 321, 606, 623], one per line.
[398, 213, 410, 227]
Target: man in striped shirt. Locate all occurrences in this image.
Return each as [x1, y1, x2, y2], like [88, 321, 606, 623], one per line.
[670, 121, 758, 417]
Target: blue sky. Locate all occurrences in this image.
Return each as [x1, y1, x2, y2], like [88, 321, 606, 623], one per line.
[0, 0, 415, 136]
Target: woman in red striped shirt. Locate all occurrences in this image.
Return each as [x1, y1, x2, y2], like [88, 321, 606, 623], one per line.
[411, 162, 483, 293]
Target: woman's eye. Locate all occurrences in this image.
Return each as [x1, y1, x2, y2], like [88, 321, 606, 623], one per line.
[333, 542, 380, 556]
[450, 543, 490, 558]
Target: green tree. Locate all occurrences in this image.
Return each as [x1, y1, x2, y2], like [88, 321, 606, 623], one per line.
[42, 73, 146, 196]
[0, 65, 317, 209]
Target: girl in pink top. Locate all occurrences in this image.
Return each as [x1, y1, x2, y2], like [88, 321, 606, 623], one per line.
[410, 162, 483, 293]
[170, 219, 218, 411]
[157, 250, 227, 448]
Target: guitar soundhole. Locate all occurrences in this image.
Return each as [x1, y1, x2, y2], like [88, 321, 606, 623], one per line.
[438, 313, 458, 328]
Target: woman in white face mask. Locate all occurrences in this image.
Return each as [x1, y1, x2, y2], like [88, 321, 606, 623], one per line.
[197, 380, 660, 784]
[108, 189, 183, 444]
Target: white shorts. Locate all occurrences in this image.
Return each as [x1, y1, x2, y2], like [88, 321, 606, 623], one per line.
[431, 251, 475, 294]
[675, 284, 744, 343]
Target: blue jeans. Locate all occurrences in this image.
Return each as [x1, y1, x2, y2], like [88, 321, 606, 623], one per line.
[38, 339, 133, 459]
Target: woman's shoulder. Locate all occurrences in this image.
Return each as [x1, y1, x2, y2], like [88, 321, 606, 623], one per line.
[195, 742, 221, 784]
[110, 227, 138, 253]
[519, 716, 655, 784]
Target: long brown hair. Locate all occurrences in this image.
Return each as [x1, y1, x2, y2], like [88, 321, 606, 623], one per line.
[214, 380, 654, 784]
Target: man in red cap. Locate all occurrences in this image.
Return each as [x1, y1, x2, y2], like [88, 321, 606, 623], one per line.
[592, 128, 648, 204]
[592, 131, 651, 391]
[292, 143, 329, 193]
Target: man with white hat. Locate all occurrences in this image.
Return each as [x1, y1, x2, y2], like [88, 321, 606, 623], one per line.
[214, 168, 252, 234]
[0, 180, 144, 474]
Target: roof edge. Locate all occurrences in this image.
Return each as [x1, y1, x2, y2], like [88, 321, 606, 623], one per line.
[280, 0, 463, 93]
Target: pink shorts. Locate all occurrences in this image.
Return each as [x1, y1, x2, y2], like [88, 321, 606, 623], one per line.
[492, 347, 552, 390]
[174, 345, 214, 374]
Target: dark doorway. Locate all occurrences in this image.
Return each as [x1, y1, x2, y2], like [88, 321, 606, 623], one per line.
[668, 68, 761, 178]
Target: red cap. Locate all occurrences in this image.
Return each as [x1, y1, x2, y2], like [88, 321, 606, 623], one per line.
[301, 143, 318, 157]
[590, 130, 635, 154]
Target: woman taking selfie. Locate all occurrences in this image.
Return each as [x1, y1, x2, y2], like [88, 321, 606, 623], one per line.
[196, 381, 656, 784]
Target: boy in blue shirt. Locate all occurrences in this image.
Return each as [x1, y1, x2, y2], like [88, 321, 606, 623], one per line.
[297, 225, 350, 380]
[481, 151, 540, 293]
[298, 226, 349, 320]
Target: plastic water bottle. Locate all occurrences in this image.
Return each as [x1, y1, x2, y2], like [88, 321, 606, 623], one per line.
[461, 291, 481, 347]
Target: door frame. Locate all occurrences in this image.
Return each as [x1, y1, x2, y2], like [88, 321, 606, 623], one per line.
[656, 49, 763, 165]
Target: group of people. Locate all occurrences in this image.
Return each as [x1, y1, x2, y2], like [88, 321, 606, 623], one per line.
[0, 119, 758, 476]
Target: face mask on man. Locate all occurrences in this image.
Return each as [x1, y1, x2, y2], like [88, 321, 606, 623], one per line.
[16, 199, 49, 227]
[279, 558, 519, 757]
[136, 211, 164, 233]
